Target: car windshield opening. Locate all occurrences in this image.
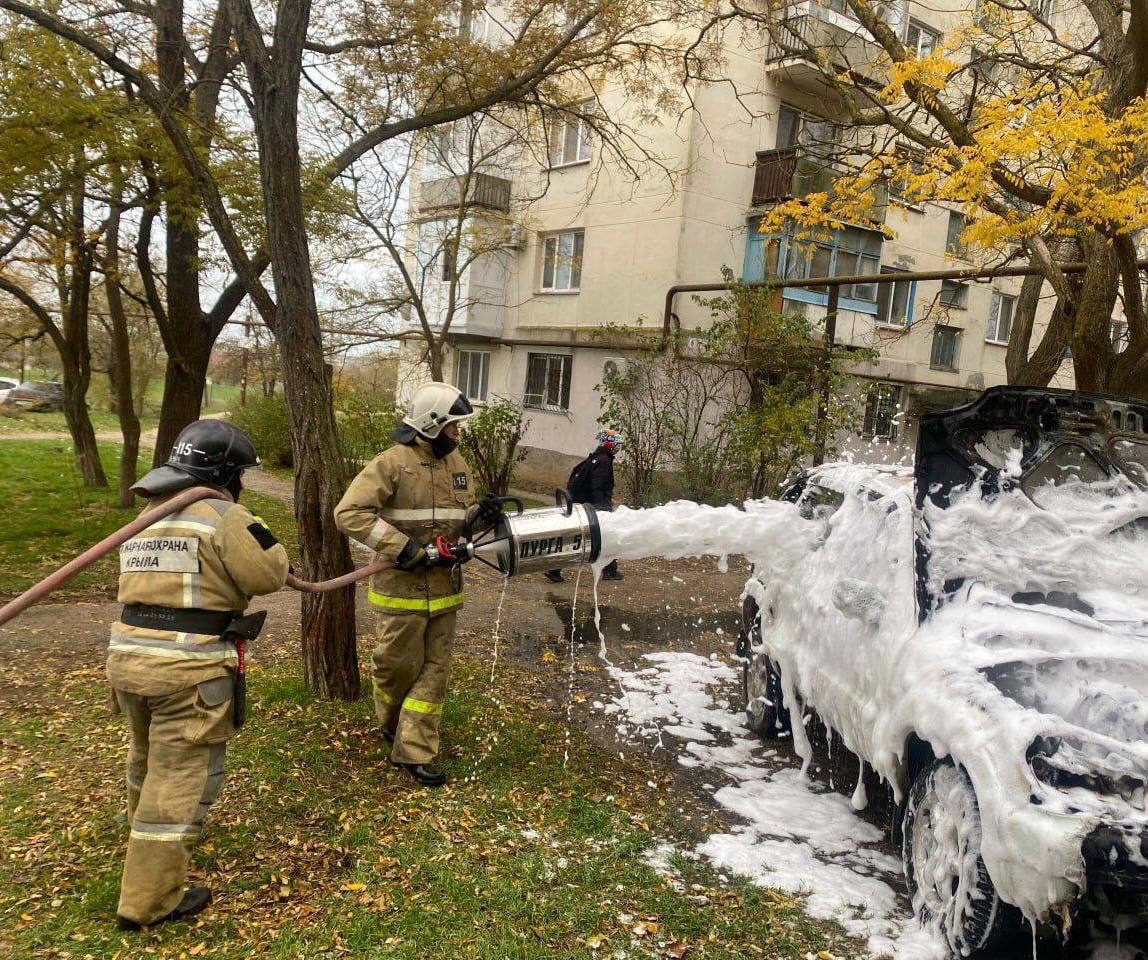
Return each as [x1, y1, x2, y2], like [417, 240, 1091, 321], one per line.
[1021, 443, 1112, 505]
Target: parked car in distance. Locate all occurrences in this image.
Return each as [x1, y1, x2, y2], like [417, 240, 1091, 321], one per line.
[6, 380, 64, 412]
[739, 386, 1148, 956]
[0, 377, 18, 403]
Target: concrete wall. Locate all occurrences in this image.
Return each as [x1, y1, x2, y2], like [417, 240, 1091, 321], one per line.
[397, 0, 1080, 480]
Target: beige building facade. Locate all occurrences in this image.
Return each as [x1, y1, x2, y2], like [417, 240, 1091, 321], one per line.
[397, 1, 1075, 485]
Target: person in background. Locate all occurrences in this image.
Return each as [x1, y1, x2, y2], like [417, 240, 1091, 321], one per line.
[109, 421, 289, 930]
[546, 428, 624, 583]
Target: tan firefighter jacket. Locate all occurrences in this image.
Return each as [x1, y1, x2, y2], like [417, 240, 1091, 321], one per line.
[107, 495, 289, 696]
[334, 437, 475, 617]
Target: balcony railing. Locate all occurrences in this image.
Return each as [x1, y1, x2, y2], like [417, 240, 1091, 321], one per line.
[764, 3, 886, 75]
[752, 147, 839, 205]
[752, 147, 888, 223]
[418, 172, 512, 214]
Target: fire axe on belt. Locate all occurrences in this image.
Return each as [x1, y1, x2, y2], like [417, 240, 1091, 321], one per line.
[0, 487, 605, 631]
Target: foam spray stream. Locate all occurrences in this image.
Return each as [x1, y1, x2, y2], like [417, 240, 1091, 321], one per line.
[465, 573, 510, 782]
[562, 565, 583, 768]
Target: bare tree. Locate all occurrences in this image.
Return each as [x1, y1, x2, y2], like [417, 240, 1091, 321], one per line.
[1, 0, 707, 698]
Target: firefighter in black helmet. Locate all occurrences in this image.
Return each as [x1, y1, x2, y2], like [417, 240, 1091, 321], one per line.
[108, 420, 288, 930]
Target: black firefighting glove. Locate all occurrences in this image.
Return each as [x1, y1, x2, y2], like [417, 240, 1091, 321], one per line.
[474, 494, 503, 529]
[395, 539, 430, 571]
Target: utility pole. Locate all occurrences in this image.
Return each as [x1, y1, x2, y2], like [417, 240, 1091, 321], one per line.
[240, 309, 250, 407]
[812, 285, 840, 467]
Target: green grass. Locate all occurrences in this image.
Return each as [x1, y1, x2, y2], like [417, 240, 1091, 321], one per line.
[0, 407, 146, 435]
[0, 435, 858, 958]
[0, 440, 298, 598]
[0, 377, 237, 437]
[0, 657, 857, 959]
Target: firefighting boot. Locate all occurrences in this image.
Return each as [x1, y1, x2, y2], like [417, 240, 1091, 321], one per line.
[117, 887, 213, 931]
[390, 760, 448, 787]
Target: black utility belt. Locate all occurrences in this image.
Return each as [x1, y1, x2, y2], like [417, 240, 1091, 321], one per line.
[120, 604, 241, 636]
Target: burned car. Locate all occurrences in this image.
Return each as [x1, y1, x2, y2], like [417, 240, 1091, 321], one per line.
[738, 386, 1148, 955]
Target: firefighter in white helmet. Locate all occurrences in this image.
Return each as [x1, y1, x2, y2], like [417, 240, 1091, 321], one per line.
[334, 382, 500, 786]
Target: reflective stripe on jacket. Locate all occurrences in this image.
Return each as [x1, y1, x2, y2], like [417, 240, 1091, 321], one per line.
[107, 496, 290, 696]
[334, 438, 475, 617]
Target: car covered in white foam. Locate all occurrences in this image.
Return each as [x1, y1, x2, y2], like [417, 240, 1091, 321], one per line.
[738, 386, 1148, 955]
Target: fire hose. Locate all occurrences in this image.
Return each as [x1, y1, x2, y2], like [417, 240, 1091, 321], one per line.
[0, 485, 392, 629]
[0, 487, 607, 630]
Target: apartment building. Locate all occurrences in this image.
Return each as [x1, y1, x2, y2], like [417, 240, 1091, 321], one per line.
[396, 1, 1073, 484]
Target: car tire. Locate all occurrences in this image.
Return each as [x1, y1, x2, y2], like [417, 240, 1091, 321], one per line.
[741, 652, 788, 739]
[902, 759, 1022, 957]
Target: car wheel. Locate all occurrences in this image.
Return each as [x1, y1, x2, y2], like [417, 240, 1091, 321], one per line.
[902, 759, 1021, 957]
[741, 652, 788, 739]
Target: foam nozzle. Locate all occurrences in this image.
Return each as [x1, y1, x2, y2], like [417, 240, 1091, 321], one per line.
[463, 502, 601, 577]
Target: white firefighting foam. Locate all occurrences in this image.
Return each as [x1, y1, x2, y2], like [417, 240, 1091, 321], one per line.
[605, 650, 944, 958]
[595, 457, 1148, 938]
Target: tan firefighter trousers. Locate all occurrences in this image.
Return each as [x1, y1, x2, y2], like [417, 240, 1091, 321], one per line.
[372, 611, 456, 765]
[113, 677, 233, 924]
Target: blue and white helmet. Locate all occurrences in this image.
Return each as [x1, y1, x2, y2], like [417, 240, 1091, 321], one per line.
[597, 428, 623, 451]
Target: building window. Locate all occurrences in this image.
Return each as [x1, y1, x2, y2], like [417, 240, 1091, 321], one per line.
[541, 230, 584, 292]
[456, 349, 490, 402]
[775, 104, 838, 153]
[930, 326, 961, 370]
[889, 144, 925, 205]
[524, 353, 573, 411]
[905, 19, 940, 57]
[939, 279, 968, 309]
[782, 225, 884, 303]
[986, 291, 1016, 344]
[548, 105, 593, 167]
[863, 383, 901, 439]
[876, 268, 916, 326]
[946, 211, 969, 259]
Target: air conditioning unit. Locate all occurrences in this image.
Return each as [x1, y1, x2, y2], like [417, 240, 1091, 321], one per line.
[603, 357, 626, 380]
[504, 224, 528, 250]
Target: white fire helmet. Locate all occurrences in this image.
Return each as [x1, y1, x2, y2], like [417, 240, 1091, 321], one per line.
[402, 382, 475, 439]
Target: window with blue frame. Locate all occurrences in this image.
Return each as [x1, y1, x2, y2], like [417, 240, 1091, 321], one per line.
[743, 221, 884, 314]
[876, 266, 917, 326]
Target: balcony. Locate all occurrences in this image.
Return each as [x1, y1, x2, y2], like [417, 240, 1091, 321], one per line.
[752, 147, 887, 224]
[764, 1, 886, 89]
[418, 172, 512, 214]
[753, 147, 835, 205]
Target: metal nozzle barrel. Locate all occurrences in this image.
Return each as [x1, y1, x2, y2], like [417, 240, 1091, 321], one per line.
[464, 489, 601, 577]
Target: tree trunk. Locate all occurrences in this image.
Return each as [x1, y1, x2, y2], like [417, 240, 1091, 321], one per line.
[234, 0, 360, 699]
[1071, 235, 1122, 393]
[153, 345, 211, 461]
[61, 180, 106, 488]
[104, 202, 142, 508]
[59, 351, 106, 487]
[426, 338, 445, 380]
[151, 0, 206, 466]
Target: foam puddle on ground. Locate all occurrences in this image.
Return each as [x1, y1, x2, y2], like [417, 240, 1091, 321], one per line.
[599, 650, 948, 959]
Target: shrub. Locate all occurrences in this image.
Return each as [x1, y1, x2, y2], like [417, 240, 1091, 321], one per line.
[600, 271, 871, 505]
[230, 392, 293, 466]
[232, 382, 400, 473]
[458, 396, 529, 496]
[336, 382, 400, 470]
